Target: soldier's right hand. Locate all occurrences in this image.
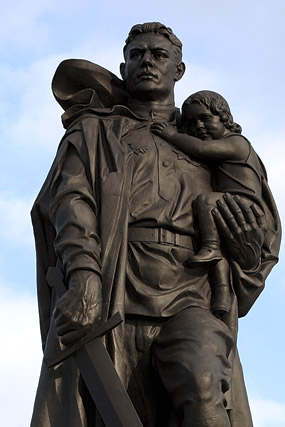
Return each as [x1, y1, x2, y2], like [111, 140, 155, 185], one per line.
[54, 270, 102, 346]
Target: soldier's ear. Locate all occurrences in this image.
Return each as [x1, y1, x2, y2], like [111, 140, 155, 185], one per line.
[174, 62, 185, 82]
[120, 63, 126, 80]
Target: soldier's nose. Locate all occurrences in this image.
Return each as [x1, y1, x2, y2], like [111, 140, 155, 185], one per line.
[142, 53, 154, 67]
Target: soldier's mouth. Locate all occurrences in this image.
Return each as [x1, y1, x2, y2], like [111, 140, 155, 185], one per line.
[137, 72, 157, 79]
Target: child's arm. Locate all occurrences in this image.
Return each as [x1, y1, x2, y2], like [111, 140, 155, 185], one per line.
[151, 123, 249, 161]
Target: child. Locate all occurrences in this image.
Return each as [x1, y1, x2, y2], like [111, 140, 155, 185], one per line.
[151, 90, 264, 315]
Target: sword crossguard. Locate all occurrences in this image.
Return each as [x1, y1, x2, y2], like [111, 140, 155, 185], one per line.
[44, 311, 123, 368]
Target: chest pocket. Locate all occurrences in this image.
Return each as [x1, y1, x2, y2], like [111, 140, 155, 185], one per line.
[156, 145, 179, 201]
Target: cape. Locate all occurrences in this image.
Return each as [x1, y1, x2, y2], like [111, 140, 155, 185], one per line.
[30, 59, 281, 427]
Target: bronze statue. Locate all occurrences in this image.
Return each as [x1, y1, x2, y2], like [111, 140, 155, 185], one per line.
[30, 22, 281, 427]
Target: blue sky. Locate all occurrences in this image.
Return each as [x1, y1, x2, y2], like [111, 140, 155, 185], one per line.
[1, 1, 284, 426]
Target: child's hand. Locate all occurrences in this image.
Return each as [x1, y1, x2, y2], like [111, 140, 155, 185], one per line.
[150, 122, 176, 140]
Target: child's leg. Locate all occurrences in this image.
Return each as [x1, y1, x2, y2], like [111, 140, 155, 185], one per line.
[210, 258, 232, 316]
[186, 192, 223, 265]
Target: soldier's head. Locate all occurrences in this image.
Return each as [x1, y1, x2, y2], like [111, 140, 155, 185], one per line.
[120, 22, 185, 103]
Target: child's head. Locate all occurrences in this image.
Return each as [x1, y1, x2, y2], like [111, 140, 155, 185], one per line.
[182, 90, 242, 139]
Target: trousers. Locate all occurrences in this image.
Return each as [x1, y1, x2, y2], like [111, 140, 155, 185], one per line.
[124, 307, 234, 427]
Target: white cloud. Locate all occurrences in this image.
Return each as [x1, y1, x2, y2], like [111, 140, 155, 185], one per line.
[253, 132, 285, 223]
[0, 193, 34, 248]
[175, 63, 232, 107]
[0, 0, 61, 54]
[0, 284, 42, 427]
[250, 398, 285, 427]
[1, 55, 65, 156]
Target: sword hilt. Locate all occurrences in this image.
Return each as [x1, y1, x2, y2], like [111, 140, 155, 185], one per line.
[44, 311, 123, 367]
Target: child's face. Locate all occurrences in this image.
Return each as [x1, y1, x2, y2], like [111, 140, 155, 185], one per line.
[184, 102, 227, 140]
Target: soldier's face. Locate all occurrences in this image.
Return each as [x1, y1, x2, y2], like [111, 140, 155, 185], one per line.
[121, 33, 184, 102]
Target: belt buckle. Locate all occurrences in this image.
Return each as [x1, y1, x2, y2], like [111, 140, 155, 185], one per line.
[158, 228, 164, 244]
[158, 228, 176, 245]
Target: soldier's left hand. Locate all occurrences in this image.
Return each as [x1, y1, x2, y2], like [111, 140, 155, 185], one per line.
[212, 193, 266, 270]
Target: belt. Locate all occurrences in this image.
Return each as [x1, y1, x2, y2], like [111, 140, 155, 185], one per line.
[128, 227, 194, 250]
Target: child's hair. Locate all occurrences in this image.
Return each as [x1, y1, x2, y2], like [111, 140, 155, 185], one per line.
[182, 90, 242, 134]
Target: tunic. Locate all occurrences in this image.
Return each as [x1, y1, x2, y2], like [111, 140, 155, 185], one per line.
[123, 106, 213, 317]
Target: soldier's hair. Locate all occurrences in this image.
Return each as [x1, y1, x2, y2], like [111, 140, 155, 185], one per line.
[182, 90, 242, 134]
[124, 22, 183, 63]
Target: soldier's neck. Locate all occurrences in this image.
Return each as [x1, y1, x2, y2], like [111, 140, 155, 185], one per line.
[127, 99, 176, 121]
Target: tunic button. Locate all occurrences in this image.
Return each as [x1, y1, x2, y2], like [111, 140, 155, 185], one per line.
[160, 142, 166, 147]
[162, 160, 170, 167]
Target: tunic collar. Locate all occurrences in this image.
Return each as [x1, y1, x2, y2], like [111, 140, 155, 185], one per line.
[127, 100, 177, 122]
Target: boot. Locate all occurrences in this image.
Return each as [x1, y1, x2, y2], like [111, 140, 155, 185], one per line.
[185, 240, 222, 266]
[211, 284, 231, 317]
[210, 259, 232, 317]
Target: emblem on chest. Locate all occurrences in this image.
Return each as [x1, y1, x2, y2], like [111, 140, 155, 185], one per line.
[124, 127, 155, 155]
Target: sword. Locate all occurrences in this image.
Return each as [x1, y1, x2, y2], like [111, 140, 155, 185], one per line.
[44, 266, 143, 427]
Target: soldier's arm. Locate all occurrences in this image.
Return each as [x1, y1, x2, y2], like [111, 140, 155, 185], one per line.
[49, 141, 102, 345]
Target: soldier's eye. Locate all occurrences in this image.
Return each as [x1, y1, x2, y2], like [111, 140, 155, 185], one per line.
[154, 52, 166, 59]
[130, 51, 143, 59]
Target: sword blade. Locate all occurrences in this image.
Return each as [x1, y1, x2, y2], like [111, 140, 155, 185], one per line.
[75, 338, 143, 427]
